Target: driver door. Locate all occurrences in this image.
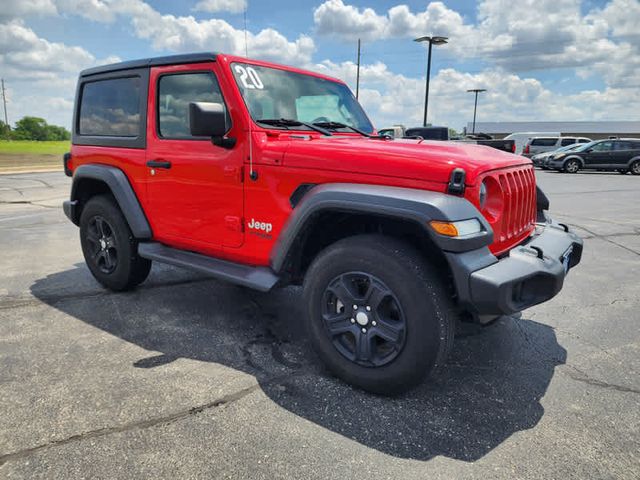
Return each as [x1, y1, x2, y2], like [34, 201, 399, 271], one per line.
[585, 141, 612, 167]
[145, 63, 244, 251]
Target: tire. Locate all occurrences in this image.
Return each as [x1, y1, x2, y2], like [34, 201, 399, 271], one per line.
[302, 234, 455, 395]
[564, 159, 580, 173]
[79, 195, 151, 291]
[630, 160, 640, 176]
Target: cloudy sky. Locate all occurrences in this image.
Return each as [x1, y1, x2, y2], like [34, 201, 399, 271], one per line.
[1, 0, 639, 131]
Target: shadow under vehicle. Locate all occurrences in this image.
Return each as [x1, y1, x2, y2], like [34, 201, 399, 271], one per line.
[31, 264, 567, 462]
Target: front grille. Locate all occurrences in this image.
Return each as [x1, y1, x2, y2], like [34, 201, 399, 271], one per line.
[487, 165, 537, 253]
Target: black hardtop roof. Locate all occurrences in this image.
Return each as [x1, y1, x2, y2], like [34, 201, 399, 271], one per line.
[80, 52, 218, 77]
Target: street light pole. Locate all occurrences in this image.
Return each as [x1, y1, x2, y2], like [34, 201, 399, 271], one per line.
[414, 36, 448, 127]
[467, 88, 487, 134]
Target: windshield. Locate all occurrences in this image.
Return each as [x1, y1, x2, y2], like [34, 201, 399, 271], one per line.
[231, 62, 374, 134]
[555, 143, 582, 153]
[573, 141, 598, 152]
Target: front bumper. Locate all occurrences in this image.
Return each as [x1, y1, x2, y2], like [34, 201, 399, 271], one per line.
[447, 218, 583, 320]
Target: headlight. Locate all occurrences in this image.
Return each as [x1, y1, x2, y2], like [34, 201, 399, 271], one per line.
[479, 176, 504, 221]
[430, 219, 483, 237]
[554, 153, 566, 160]
[479, 181, 488, 210]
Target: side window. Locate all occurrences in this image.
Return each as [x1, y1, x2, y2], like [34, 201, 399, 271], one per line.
[531, 138, 558, 146]
[592, 141, 612, 152]
[79, 77, 141, 136]
[613, 141, 631, 151]
[158, 72, 229, 139]
[560, 138, 576, 146]
[578, 138, 590, 143]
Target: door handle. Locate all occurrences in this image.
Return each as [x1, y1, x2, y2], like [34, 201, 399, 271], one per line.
[146, 160, 172, 169]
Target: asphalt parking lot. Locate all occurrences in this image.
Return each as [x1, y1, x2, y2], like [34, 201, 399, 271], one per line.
[0, 169, 638, 479]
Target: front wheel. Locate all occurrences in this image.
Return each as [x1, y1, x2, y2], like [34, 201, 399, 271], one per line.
[564, 159, 580, 173]
[303, 235, 455, 395]
[80, 195, 151, 291]
[630, 160, 640, 176]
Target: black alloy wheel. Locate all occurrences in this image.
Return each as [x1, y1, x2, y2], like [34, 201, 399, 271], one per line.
[303, 234, 455, 395]
[79, 195, 151, 291]
[85, 215, 118, 274]
[322, 272, 406, 367]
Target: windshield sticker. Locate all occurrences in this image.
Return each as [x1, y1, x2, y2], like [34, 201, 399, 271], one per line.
[234, 65, 264, 90]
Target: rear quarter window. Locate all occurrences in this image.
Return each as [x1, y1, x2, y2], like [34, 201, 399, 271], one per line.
[531, 138, 559, 146]
[79, 77, 141, 136]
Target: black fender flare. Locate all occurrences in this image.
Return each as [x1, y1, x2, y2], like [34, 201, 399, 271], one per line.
[270, 183, 493, 273]
[67, 164, 152, 239]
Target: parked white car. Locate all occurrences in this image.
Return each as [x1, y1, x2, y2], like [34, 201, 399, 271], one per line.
[504, 132, 560, 155]
[523, 136, 592, 157]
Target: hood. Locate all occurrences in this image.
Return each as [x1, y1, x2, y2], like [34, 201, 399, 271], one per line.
[280, 135, 531, 186]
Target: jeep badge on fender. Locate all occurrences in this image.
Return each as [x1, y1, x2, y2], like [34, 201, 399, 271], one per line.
[62, 52, 583, 395]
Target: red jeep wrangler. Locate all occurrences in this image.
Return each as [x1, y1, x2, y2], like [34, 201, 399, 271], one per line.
[63, 53, 582, 394]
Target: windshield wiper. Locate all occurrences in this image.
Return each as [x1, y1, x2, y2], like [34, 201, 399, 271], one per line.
[256, 118, 332, 136]
[311, 121, 372, 137]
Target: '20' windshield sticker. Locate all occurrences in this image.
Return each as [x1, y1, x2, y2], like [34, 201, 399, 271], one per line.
[234, 65, 264, 90]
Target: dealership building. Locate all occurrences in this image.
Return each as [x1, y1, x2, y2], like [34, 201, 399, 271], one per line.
[465, 121, 640, 140]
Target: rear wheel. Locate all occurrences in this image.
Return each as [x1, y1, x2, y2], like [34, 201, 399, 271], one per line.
[303, 234, 455, 395]
[80, 195, 151, 291]
[630, 160, 640, 176]
[564, 159, 580, 173]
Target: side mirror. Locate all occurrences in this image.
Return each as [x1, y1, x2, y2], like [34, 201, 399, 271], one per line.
[585, 148, 593, 153]
[189, 102, 235, 148]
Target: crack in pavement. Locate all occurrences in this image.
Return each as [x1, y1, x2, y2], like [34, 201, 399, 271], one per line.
[0, 199, 63, 209]
[0, 377, 288, 467]
[564, 222, 640, 256]
[563, 365, 640, 395]
[0, 177, 54, 188]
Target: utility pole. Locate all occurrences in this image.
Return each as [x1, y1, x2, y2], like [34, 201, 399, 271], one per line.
[467, 88, 487, 134]
[1, 79, 8, 128]
[355, 38, 361, 100]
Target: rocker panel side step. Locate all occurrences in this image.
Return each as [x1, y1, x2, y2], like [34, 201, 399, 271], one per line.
[138, 242, 279, 292]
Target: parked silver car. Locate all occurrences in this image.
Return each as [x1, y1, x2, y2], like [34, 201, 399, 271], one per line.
[531, 143, 583, 168]
[523, 136, 591, 157]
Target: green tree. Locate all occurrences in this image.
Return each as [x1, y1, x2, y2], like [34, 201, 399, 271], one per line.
[45, 124, 71, 141]
[13, 116, 49, 140]
[11, 116, 70, 141]
[0, 120, 10, 139]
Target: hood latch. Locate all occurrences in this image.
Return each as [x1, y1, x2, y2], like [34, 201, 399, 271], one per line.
[447, 168, 466, 195]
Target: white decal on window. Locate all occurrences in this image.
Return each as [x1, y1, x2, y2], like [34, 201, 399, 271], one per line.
[234, 65, 264, 90]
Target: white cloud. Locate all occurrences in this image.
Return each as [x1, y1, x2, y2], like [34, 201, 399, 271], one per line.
[589, 0, 640, 37]
[0, 0, 57, 21]
[313, 0, 640, 90]
[313, 0, 387, 42]
[312, 59, 639, 131]
[2, 0, 638, 133]
[193, 0, 247, 14]
[0, 20, 95, 75]
[56, 0, 115, 23]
